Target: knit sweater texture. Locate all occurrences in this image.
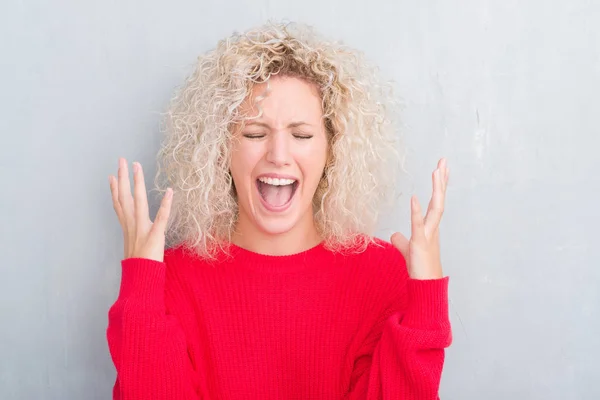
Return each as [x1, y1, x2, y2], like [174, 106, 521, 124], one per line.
[106, 238, 451, 399]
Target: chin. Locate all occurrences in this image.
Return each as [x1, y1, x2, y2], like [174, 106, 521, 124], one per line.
[252, 209, 302, 236]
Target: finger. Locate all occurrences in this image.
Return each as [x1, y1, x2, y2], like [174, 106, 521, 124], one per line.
[432, 225, 440, 243]
[439, 172, 445, 195]
[442, 166, 449, 192]
[132, 162, 150, 226]
[440, 158, 449, 192]
[436, 158, 449, 192]
[109, 175, 125, 226]
[438, 158, 445, 189]
[438, 157, 446, 170]
[424, 168, 445, 236]
[390, 231, 409, 258]
[410, 195, 426, 243]
[424, 168, 443, 220]
[425, 167, 438, 216]
[117, 158, 135, 228]
[111, 171, 130, 258]
[151, 188, 173, 236]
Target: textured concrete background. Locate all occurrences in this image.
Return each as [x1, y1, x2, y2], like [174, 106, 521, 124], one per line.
[1, 0, 598, 398]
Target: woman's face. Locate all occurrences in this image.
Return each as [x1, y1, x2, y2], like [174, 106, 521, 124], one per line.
[230, 76, 328, 241]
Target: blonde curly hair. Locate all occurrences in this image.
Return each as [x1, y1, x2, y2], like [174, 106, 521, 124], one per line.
[153, 21, 403, 259]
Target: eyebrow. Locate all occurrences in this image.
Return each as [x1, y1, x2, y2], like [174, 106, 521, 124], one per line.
[244, 121, 312, 129]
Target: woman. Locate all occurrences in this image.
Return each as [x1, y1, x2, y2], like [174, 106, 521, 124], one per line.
[107, 22, 451, 400]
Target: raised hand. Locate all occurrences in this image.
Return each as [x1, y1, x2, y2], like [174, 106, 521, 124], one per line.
[391, 158, 449, 280]
[108, 158, 173, 262]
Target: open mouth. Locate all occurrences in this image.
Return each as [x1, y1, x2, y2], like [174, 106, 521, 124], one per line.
[256, 177, 299, 209]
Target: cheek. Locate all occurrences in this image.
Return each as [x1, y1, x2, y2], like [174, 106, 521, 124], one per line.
[230, 145, 262, 185]
[299, 140, 328, 184]
[230, 157, 250, 198]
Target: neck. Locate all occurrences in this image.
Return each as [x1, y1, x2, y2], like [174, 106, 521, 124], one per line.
[231, 214, 322, 256]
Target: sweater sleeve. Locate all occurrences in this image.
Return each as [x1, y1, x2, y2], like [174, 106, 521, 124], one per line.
[106, 256, 201, 399]
[344, 274, 452, 400]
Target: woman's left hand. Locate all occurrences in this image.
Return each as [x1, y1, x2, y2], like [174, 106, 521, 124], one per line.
[391, 158, 449, 280]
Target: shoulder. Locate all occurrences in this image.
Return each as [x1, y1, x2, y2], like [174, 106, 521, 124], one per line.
[338, 236, 409, 289]
[363, 237, 406, 265]
[161, 244, 213, 312]
[164, 243, 215, 266]
[336, 237, 411, 324]
[162, 244, 210, 283]
[164, 244, 191, 264]
[346, 236, 407, 272]
[163, 243, 228, 282]
[163, 245, 189, 272]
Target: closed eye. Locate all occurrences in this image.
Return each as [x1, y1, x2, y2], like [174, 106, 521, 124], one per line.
[293, 134, 313, 139]
[243, 133, 266, 139]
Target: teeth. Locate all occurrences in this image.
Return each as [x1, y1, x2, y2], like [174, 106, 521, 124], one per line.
[258, 177, 296, 186]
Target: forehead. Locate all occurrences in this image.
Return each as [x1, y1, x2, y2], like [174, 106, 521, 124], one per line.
[239, 76, 324, 125]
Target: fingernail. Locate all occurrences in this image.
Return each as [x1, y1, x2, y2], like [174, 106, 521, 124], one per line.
[133, 162, 139, 173]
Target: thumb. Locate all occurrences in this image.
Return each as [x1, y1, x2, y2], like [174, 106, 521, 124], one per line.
[390, 232, 409, 258]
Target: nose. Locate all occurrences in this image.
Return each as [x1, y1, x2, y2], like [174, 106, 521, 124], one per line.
[265, 131, 291, 167]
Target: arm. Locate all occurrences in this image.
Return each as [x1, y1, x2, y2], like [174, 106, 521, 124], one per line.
[346, 159, 452, 398]
[106, 257, 201, 400]
[344, 277, 451, 400]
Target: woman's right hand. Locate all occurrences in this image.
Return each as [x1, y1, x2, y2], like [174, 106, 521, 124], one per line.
[109, 158, 173, 262]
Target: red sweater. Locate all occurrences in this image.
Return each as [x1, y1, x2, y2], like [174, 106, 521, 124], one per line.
[106, 238, 451, 399]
